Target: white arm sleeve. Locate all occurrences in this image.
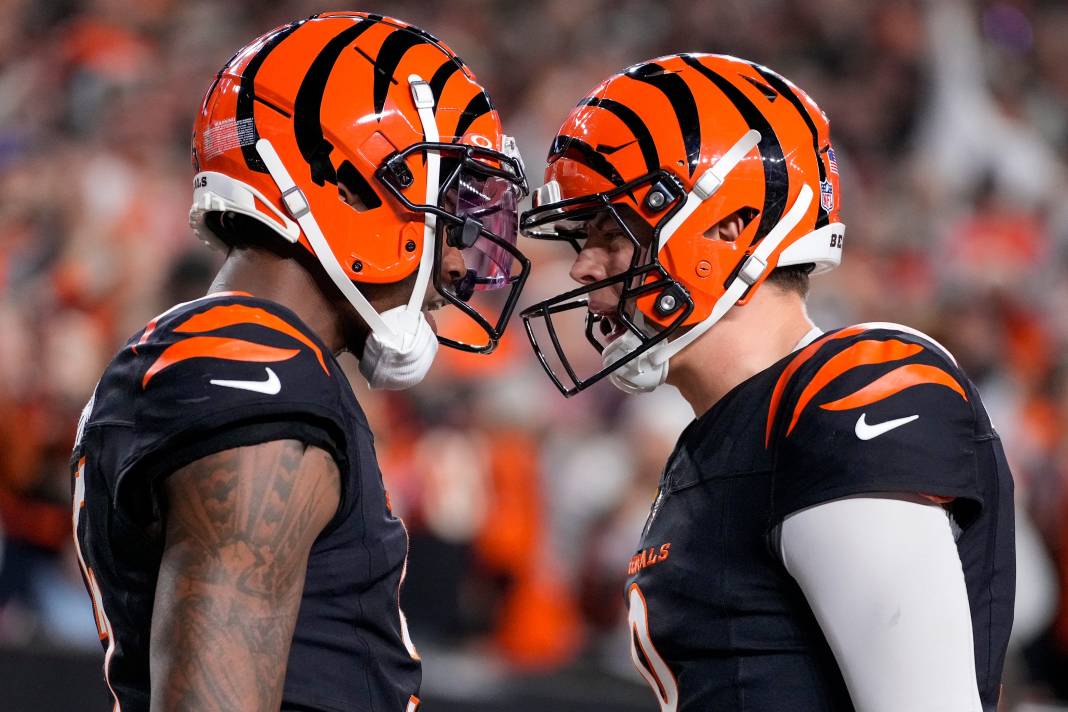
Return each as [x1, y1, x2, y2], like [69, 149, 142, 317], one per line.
[779, 493, 983, 712]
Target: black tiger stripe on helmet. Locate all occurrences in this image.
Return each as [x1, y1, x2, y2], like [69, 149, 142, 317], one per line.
[241, 14, 495, 184]
[579, 97, 661, 175]
[748, 63, 830, 229]
[625, 61, 702, 177]
[548, 135, 626, 187]
[679, 53, 789, 243]
[292, 19, 378, 186]
[234, 19, 309, 173]
[372, 27, 434, 114]
[428, 58, 464, 109]
[453, 91, 495, 144]
[368, 23, 494, 143]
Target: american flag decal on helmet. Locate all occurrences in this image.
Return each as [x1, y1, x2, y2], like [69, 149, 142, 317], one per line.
[827, 146, 838, 174]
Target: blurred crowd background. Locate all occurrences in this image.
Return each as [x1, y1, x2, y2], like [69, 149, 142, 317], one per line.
[2, 0, 1068, 709]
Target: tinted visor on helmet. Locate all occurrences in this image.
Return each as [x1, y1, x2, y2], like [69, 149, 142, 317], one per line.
[378, 141, 529, 353]
[519, 174, 693, 396]
[448, 170, 520, 294]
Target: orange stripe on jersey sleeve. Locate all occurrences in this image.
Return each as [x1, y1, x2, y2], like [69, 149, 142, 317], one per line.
[785, 339, 923, 436]
[132, 319, 160, 356]
[766, 326, 866, 446]
[131, 291, 251, 355]
[142, 336, 300, 388]
[819, 362, 967, 411]
[175, 304, 329, 375]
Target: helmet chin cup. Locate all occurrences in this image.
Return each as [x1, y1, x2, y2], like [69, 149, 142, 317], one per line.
[603, 332, 669, 394]
[359, 305, 439, 390]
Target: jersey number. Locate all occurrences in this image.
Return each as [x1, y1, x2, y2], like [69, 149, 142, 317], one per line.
[627, 583, 679, 712]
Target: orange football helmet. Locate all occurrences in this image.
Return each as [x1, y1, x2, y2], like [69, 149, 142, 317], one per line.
[520, 53, 844, 395]
[189, 12, 528, 355]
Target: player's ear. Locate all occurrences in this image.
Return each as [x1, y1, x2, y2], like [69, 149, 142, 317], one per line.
[704, 209, 751, 243]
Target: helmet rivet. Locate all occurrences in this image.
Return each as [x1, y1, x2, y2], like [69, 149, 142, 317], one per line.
[696, 260, 713, 278]
[351, 260, 363, 273]
[646, 190, 666, 210]
[654, 285, 685, 317]
[405, 240, 417, 252]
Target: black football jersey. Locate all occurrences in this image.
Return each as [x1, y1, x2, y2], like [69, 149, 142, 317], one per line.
[625, 324, 1014, 711]
[70, 292, 421, 712]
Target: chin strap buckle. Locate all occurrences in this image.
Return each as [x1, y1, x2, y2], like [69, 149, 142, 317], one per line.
[693, 170, 723, 200]
[281, 185, 310, 220]
[410, 79, 435, 110]
[738, 253, 768, 286]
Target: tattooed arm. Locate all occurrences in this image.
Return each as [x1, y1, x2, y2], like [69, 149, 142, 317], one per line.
[150, 439, 340, 712]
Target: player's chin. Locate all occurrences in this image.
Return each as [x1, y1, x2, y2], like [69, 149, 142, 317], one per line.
[423, 298, 447, 332]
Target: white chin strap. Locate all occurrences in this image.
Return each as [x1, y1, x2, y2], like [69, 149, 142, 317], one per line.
[256, 75, 441, 390]
[604, 128, 817, 395]
[404, 74, 439, 314]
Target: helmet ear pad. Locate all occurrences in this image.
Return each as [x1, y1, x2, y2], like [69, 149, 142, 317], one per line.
[336, 160, 383, 212]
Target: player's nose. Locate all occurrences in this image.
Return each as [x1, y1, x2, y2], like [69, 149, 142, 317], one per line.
[440, 244, 467, 284]
[440, 244, 479, 301]
[569, 246, 609, 285]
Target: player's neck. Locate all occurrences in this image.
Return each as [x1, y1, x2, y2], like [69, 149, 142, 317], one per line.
[666, 288, 816, 417]
[207, 247, 351, 355]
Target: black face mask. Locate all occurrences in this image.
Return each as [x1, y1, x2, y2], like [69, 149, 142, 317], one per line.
[377, 141, 530, 353]
[519, 172, 695, 396]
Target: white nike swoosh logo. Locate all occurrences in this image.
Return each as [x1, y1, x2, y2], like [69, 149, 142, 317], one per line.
[210, 367, 281, 395]
[855, 413, 919, 440]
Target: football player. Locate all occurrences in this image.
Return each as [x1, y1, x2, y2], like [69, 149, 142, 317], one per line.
[520, 54, 1014, 711]
[70, 12, 528, 711]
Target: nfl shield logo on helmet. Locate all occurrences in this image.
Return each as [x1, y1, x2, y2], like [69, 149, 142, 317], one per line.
[820, 180, 835, 212]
